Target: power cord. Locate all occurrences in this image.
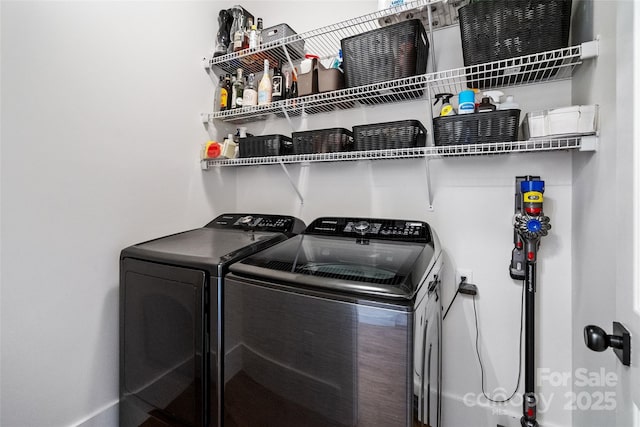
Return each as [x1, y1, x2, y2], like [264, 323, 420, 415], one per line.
[443, 276, 477, 320]
[473, 281, 525, 403]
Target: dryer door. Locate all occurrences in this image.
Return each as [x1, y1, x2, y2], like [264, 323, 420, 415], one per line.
[120, 258, 207, 427]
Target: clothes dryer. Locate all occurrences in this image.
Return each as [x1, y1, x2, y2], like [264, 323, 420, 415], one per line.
[119, 213, 305, 427]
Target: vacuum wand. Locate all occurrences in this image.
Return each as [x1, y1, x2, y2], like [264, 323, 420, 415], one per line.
[513, 178, 551, 427]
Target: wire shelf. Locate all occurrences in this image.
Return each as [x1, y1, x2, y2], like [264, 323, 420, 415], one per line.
[201, 136, 593, 169]
[206, 74, 429, 124]
[431, 136, 587, 157]
[427, 44, 584, 94]
[208, 0, 460, 75]
[205, 42, 591, 124]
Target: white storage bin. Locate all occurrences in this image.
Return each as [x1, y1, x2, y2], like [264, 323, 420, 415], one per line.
[522, 105, 598, 139]
[524, 111, 546, 139]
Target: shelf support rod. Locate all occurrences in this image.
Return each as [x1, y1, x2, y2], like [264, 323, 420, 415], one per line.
[425, 154, 434, 211]
[426, 1, 438, 72]
[425, 82, 434, 211]
[282, 44, 297, 78]
[281, 106, 295, 131]
[281, 43, 304, 126]
[278, 159, 304, 205]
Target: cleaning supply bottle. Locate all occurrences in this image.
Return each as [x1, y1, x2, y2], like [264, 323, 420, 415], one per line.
[434, 93, 456, 116]
[476, 97, 497, 112]
[458, 90, 475, 114]
[482, 90, 504, 109]
[331, 49, 343, 70]
[203, 141, 221, 159]
[499, 95, 520, 110]
[221, 134, 237, 159]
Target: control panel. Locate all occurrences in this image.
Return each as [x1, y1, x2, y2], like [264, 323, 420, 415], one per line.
[306, 217, 431, 242]
[205, 213, 305, 235]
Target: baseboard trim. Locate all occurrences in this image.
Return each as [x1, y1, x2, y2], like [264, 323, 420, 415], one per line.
[73, 400, 119, 427]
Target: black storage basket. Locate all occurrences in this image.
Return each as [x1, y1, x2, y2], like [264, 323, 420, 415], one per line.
[291, 128, 353, 154]
[433, 109, 521, 146]
[341, 19, 429, 104]
[458, 0, 572, 88]
[238, 134, 293, 158]
[352, 120, 427, 151]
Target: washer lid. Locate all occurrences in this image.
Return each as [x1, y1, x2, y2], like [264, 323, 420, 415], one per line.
[121, 228, 288, 276]
[230, 234, 436, 300]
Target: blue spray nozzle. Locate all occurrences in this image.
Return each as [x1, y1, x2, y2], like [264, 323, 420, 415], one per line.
[331, 50, 344, 69]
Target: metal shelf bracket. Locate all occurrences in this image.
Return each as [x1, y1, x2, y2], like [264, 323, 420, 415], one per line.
[425, 83, 435, 211]
[425, 156, 434, 211]
[581, 40, 599, 60]
[278, 160, 304, 205]
[202, 56, 211, 70]
[579, 135, 598, 152]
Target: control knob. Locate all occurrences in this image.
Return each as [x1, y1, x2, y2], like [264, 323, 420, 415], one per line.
[353, 221, 371, 235]
[238, 215, 254, 225]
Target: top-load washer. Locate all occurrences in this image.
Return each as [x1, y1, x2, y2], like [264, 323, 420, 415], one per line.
[223, 216, 443, 427]
[119, 213, 305, 427]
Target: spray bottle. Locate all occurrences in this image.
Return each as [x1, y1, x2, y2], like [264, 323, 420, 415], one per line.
[434, 93, 456, 116]
[483, 90, 504, 109]
[221, 134, 237, 159]
[477, 97, 497, 113]
[499, 95, 520, 110]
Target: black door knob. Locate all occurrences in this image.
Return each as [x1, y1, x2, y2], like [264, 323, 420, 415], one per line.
[584, 325, 619, 351]
[583, 322, 631, 366]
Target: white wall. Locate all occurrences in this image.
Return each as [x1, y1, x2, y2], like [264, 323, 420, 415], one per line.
[0, 1, 617, 426]
[612, 1, 639, 425]
[570, 1, 621, 426]
[571, 1, 637, 426]
[0, 2, 228, 426]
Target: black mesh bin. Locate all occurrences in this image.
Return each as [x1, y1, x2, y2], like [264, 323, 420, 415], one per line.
[341, 19, 429, 105]
[433, 110, 520, 146]
[458, 0, 572, 88]
[292, 128, 353, 154]
[352, 120, 427, 151]
[238, 134, 293, 158]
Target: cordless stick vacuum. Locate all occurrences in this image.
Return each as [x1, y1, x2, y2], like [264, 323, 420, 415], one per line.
[513, 178, 551, 427]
